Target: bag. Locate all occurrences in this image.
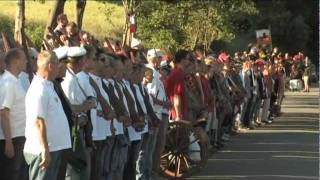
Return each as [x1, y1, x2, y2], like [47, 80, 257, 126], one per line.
[70, 127, 88, 172]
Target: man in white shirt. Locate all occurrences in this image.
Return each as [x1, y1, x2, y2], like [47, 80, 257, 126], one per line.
[0, 48, 28, 180]
[61, 46, 96, 180]
[24, 50, 71, 180]
[145, 49, 172, 177]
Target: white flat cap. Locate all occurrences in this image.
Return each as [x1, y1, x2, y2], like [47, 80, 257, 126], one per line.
[67, 46, 87, 58]
[147, 49, 163, 58]
[53, 46, 68, 60]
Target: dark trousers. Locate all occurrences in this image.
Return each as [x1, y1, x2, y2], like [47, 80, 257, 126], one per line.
[123, 140, 142, 180]
[243, 96, 254, 127]
[24, 151, 62, 180]
[0, 137, 28, 180]
[90, 140, 106, 180]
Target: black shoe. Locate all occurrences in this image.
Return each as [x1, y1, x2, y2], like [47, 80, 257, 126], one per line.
[249, 126, 255, 130]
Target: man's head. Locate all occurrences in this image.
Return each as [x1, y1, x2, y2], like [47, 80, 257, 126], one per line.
[174, 50, 194, 72]
[119, 55, 133, 79]
[111, 59, 124, 81]
[66, 22, 79, 37]
[83, 46, 97, 72]
[37, 51, 59, 80]
[242, 61, 251, 72]
[53, 46, 69, 78]
[57, 14, 68, 27]
[143, 67, 154, 84]
[66, 47, 86, 73]
[0, 52, 5, 74]
[147, 49, 163, 69]
[4, 48, 27, 74]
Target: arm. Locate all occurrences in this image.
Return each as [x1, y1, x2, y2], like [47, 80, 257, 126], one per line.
[71, 100, 95, 114]
[0, 108, 14, 158]
[0, 82, 15, 158]
[35, 118, 51, 170]
[173, 94, 182, 121]
[151, 95, 172, 109]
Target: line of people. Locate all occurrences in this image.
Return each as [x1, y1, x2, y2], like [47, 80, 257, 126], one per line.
[0, 13, 311, 180]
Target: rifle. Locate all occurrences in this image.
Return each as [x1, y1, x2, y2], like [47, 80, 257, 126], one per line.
[104, 37, 116, 54]
[1, 32, 11, 52]
[88, 76, 116, 135]
[120, 81, 145, 131]
[102, 80, 132, 127]
[138, 84, 160, 128]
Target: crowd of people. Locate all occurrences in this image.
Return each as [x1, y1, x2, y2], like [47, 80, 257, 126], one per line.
[0, 13, 315, 180]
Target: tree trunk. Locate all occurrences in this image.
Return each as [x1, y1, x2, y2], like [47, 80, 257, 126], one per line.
[122, 0, 129, 47]
[44, 0, 66, 38]
[14, 0, 33, 82]
[76, 0, 86, 29]
[14, 0, 24, 46]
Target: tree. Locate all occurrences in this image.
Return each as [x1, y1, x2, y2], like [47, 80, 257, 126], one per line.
[134, 0, 257, 51]
[44, 0, 66, 38]
[76, 0, 86, 29]
[14, 0, 33, 81]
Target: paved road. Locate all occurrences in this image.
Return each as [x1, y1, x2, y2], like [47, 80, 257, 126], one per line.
[189, 86, 319, 180]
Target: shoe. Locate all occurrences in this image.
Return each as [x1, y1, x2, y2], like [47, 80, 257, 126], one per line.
[255, 121, 262, 126]
[221, 135, 230, 142]
[249, 126, 255, 130]
[262, 120, 273, 124]
[237, 128, 248, 133]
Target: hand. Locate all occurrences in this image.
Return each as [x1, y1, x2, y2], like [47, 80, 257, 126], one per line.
[83, 99, 96, 110]
[4, 141, 14, 158]
[106, 111, 116, 120]
[39, 149, 51, 171]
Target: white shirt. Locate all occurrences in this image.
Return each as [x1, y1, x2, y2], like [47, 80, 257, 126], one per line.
[18, 71, 30, 91]
[0, 70, 26, 140]
[61, 68, 86, 105]
[76, 71, 98, 138]
[145, 64, 168, 118]
[103, 79, 124, 135]
[24, 75, 71, 154]
[90, 74, 111, 140]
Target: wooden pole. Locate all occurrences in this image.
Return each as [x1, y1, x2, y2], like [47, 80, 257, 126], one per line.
[76, 0, 86, 29]
[14, 0, 33, 82]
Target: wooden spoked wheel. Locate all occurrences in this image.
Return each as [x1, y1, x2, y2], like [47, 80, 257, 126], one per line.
[160, 123, 209, 179]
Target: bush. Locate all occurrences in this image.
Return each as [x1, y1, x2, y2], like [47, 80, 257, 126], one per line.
[25, 22, 45, 51]
[0, 15, 44, 51]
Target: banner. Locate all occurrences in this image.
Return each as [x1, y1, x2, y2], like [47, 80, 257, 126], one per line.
[255, 29, 272, 49]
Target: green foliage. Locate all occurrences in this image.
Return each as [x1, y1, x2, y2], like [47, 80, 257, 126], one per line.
[25, 22, 45, 50]
[0, 15, 14, 35]
[135, 0, 258, 51]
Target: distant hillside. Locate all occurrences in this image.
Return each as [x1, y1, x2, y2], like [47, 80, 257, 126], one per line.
[0, 1, 125, 49]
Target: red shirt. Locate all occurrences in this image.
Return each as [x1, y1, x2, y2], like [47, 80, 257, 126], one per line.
[164, 67, 188, 120]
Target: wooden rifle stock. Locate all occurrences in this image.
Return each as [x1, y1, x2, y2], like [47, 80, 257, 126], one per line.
[1, 32, 11, 52]
[104, 37, 116, 54]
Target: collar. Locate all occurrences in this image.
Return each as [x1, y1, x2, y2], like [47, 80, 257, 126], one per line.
[3, 70, 18, 82]
[34, 74, 54, 87]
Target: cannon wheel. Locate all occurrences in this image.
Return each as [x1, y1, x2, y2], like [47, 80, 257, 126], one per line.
[159, 123, 209, 179]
